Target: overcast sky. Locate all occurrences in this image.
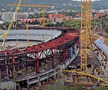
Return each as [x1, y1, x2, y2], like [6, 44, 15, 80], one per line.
[71, 0, 101, 1]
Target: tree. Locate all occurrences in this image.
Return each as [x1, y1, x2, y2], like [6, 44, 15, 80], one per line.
[105, 23, 108, 33]
[62, 20, 80, 29]
[56, 22, 62, 27]
[97, 86, 108, 90]
[45, 22, 55, 27]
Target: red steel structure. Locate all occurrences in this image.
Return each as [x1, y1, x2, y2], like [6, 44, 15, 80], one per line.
[0, 27, 79, 82]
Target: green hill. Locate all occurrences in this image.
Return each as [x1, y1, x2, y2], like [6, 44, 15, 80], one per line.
[0, 0, 108, 11]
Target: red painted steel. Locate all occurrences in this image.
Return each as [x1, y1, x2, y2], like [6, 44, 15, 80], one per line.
[0, 28, 79, 55]
[0, 27, 79, 78]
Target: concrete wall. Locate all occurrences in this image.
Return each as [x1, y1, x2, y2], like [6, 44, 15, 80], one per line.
[0, 81, 16, 89]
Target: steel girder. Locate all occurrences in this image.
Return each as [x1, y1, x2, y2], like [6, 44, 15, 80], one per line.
[0, 27, 79, 81]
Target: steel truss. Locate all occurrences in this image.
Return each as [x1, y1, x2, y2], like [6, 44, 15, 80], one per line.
[0, 27, 79, 81]
[80, 0, 91, 74]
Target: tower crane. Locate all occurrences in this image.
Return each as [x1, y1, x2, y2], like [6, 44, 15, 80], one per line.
[80, 0, 91, 76]
[7, 4, 52, 47]
[7, 4, 52, 27]
[59, 0, 108, 85]
[0, 0, 22, 50]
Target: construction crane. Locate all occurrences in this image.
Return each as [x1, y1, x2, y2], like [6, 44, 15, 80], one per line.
[0, 0, 22, 50]
[80, 0, 91, 76]
[60, 0, 108, 85]
[7, 4, 51, 47]
[7, 4, 52, 27]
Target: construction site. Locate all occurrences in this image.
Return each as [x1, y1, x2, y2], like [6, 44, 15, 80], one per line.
[0, 0, 108, 90]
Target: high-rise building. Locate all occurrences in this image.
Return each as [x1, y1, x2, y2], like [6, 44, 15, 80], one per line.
[1, 12, 28, 22]
[1, 12, 15, 22]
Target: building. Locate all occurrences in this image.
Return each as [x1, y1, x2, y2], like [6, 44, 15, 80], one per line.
[49, 13, 65, 19]
[95, 13, 106, 17]
[75, 13, 93, 20]
[1, 12, 29, 22]
[93, 13, 106, 20]
[1, 12, 15, 22]
[0, 28, 79, 90]
[15, 13, 28, 20]
[76, 13, 81, 17]
[36, 18, 50, 23]
[63, 16, 73, 21]
[51, 18, 63, 24]
[48, 13, 73, 23]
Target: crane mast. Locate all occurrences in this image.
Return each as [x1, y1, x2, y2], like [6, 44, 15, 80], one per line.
[80, 0, 91, 75]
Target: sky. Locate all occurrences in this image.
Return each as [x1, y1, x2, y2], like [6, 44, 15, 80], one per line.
[71, 0, 101, 1]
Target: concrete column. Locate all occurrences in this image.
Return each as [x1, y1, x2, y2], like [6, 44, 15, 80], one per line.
[38, 82, 41, 87]
[27, 79, 29, 90]
[97, 53, 102, 64]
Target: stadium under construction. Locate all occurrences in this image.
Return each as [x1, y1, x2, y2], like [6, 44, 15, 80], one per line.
[0, 27, 79, 89]
[1, 0, 108, 90]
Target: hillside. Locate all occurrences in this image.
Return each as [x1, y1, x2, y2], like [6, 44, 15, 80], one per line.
[0, 0, 108, 11]
[92, 0, 108, 9]
[0, 0, 78, 6]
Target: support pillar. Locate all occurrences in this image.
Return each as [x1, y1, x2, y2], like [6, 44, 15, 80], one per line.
[65, 49, 68, 59]
[6, 59, 9, 80]
[38, 82, 41, 87]
[12, 55, 15, 70]
[36, 60, 39, 73]
[12, 55, 17, 80]
[27, 82, 30, 90]
[74, 44, 77, 56]
[63, 49, 66, 61]
[52, 49, 56, 68]
[35, 53, 39, 73]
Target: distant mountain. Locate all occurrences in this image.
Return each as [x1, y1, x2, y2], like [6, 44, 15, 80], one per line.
[0, 0, 78, 5]
[0, 0, 79, 11]
[92, 0, 108, 9]
[0, 0, 108, 11]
